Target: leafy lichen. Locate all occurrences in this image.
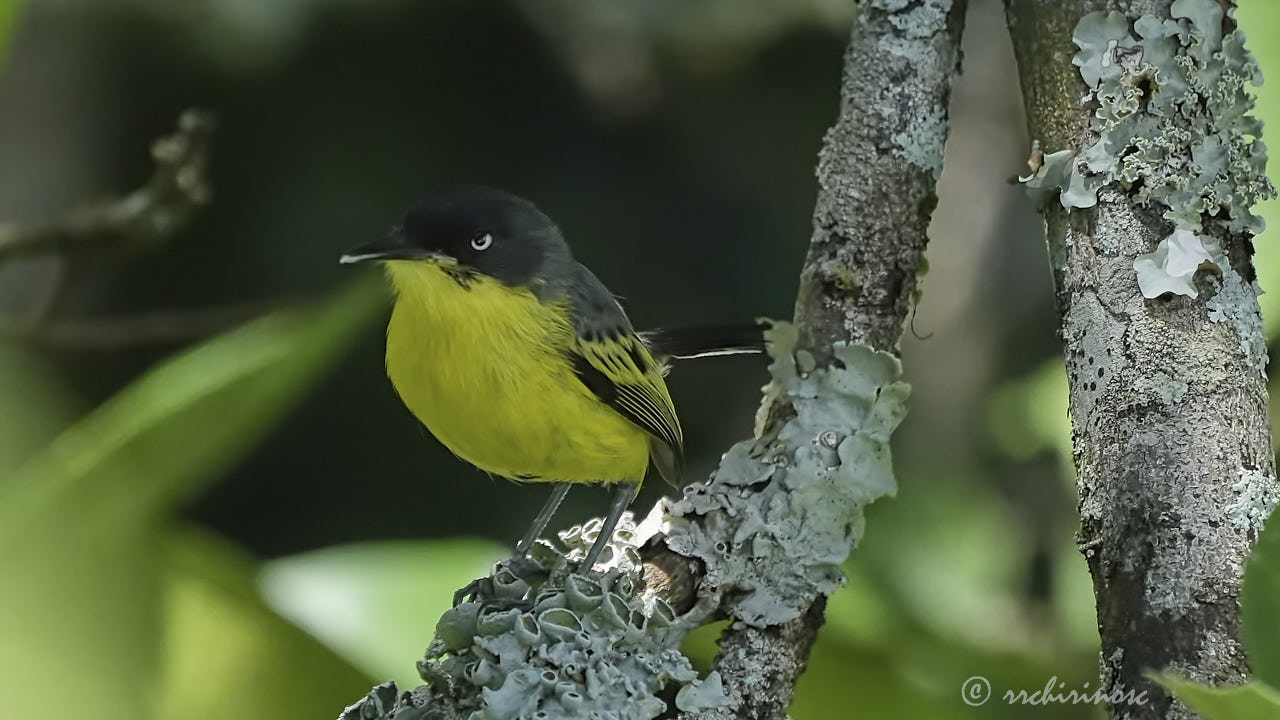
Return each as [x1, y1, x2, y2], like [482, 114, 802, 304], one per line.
[339, 515, 722, 720]
[661, 322, 910, 627]
[883, 0, 951, 40]
[1225, 469, 1279, 534]
[1206, 266, 1268, 377]
[1133, 367, 1190, 406]
[1019, 0, 1275, 301]
[869, 0, 955, 180]
[1132, 228, 1225, 298]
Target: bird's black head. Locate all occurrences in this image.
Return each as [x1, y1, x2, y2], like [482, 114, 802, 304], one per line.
[341, 185, 570, 288]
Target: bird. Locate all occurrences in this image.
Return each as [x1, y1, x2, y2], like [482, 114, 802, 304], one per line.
[340, 185, 763, 600]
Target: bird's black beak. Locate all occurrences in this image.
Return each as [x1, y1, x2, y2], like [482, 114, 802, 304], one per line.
[340, 231, 439, 265]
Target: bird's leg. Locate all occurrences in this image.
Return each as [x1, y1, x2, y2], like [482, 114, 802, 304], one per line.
[514, 483, 570, 556]
[580, 482, 639, 571]
[453, 483, 571, 607]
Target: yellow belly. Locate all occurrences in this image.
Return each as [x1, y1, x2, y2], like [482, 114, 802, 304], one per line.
[382, 260, 650, 484]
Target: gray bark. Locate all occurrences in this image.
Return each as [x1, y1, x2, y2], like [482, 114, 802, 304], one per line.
[1004, 1, 1277, 718]
[795, 0, 964, 358]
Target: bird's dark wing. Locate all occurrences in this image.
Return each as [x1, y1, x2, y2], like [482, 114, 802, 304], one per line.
[640, 322, 767, 359]
[562, 264, 683, 485]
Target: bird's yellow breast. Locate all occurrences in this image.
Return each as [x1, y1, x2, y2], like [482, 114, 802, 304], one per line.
[382, 260, 650, 484]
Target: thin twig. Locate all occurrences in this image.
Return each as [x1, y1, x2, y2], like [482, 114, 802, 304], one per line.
[0, 301, 285, 350]
[0, 109, 215, 265]
[23, 256, 68, 328]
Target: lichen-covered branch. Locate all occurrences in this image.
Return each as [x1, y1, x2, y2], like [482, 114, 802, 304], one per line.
[795, 0, 965, 358]
[334, 2, 966, 718]
[0, 109, 214, 266]
[659, 328, 911, 720]
[1005, 1, 1277, 718]
[678, 4, 968, 713]
[0, 301, 277, 349]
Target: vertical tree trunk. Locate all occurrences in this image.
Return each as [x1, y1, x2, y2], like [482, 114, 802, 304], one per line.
[1004, 1, 1277, 717]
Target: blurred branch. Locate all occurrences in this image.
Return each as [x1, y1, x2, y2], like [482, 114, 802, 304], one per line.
[0, 301, 285, 350]
[518, 0, 853, 117]
[335, 1, 965, 718]
[26, 256, 68, 325]
[0, 109, 214, 265]
[1005, 1, 1276, 718]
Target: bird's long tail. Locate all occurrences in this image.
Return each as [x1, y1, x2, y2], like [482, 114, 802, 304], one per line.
[640, 322, 768, 360]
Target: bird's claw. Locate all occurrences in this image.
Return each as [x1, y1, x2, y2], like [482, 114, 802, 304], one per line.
[452, 577, 490, 607]
[452, 555, 550, 608]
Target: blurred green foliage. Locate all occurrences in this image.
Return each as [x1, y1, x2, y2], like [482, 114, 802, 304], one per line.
[261, 539, 505, 688]
[158, 529, 373, 720]
[0, 280, 381, 718]
[1239, 0, 1280, 340]
[0, 1, 1278, 719]
[1244, 513, 1280, 692]
[1158, 677, 1280, 719]
[1159, 508, 1280, 716]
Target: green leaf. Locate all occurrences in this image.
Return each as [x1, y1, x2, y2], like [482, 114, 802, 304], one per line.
[260, 539, 506, 687]
[1157, 673, 1280, 720]
[1238, 0, 1280, 338]
[0, 279, 383, 536]
[158, 528, 375, 720]
[0, 520, 163, 720]
[0, 1, 23, 70]
[0, 338, 79, 474]
[0, 280, 382, 720]
[1243, 513, 1280, 688]
[793, 628, 1096, 720]
[984, 359, 1071, 467]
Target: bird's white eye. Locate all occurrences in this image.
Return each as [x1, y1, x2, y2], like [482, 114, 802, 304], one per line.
[470, 233, 493, 251]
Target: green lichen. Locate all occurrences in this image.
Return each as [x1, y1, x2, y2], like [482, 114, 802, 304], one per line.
[661, 322, 910, 627]
[1019, 0, 1275, 300]
[910, 253, 930, 308]
[1206, 266, 1268, 377]
[892, 103, 948, 180]
[1132, 228, 1224, 298]
[869, 0, 954, 179]
[826, 261, 864, 292]
[1225, 468, 1279, 533]
[1133, 367, 1190, 406]
[883, 0, 950, 40]
[339, 515, 723, 720]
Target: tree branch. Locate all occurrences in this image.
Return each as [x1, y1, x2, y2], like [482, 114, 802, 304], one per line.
[674, 1, 967, 716]
[0, 109, 214, 265]
[0, 109, 217, 343]
[335, 1, 967, 717]
[794, 0, 963, 357]
[1004, 1, 1277, 717]
[0, 301, 285, 349]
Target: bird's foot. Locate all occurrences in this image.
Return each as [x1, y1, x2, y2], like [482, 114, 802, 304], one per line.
[452, 554, 549, 608]
[452, 577, 489, 608]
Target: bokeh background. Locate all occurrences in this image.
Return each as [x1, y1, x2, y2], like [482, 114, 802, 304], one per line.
[0, 1, 1277, 718]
